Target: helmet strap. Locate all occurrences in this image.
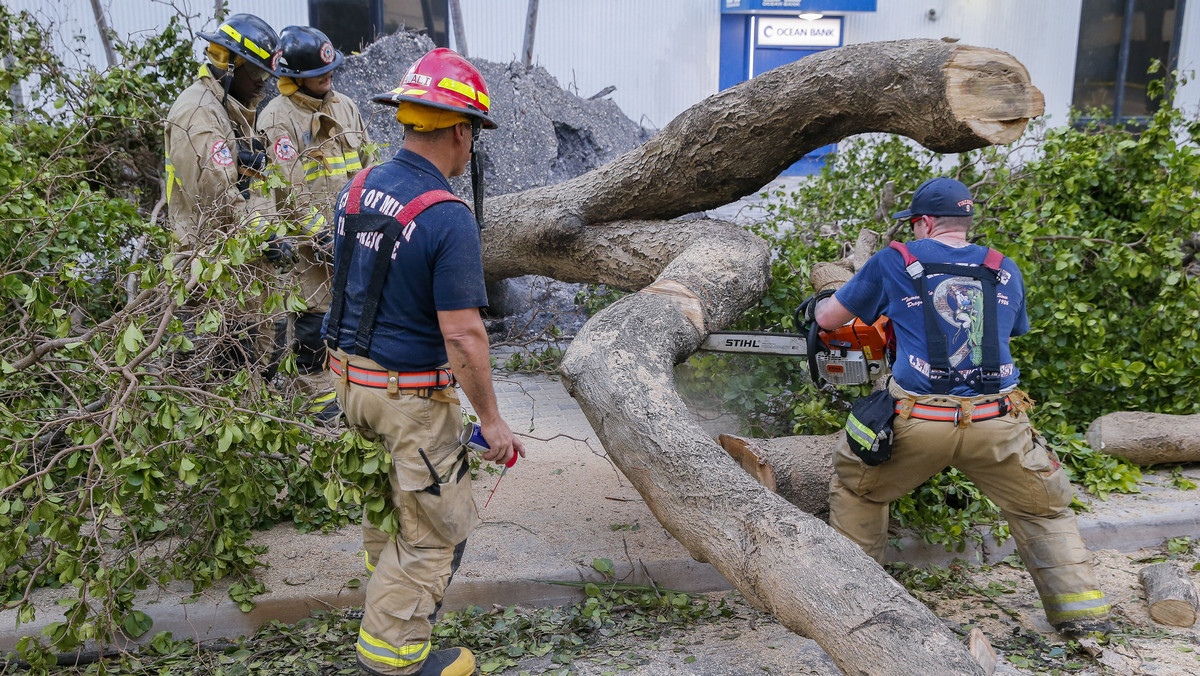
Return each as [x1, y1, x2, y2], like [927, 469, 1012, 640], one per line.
[220, 67, 233, 110]
[470, 119, 484, 233]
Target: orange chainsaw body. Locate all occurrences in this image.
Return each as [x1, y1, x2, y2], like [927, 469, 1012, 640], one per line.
[817, 316, 892, 382]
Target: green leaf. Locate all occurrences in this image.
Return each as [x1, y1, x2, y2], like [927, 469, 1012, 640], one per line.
[122, 611, 153, 638]
[122, 324, 144, 352]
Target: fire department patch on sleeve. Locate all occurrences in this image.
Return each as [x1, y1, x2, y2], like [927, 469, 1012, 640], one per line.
[211, 140, 234, 166]
[274, 136, 298, 161]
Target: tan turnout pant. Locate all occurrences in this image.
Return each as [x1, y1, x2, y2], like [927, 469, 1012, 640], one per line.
[829, 380, 1110, 628]
[331, 350, 481, 675]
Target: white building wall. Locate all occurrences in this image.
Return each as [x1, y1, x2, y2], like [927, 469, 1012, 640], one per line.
[1174, 0, 1200, 116]
[8, 0, 307, 74]
[10, 1, 1200, 129]
[454, 0, 720, 130]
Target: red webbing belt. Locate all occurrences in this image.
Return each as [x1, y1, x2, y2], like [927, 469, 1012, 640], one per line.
[328, 354, 454, 390]
[899, 397, 1012, 423]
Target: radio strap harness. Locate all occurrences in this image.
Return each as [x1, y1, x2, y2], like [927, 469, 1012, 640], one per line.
[888, 241, 1006, 395]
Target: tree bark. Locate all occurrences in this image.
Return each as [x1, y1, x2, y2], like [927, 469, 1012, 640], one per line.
[1139, 562, 1198, 627]
[88, 0, 117, 69]
[1086, 412, 1200, 465]
[485, 39, 1042, 675]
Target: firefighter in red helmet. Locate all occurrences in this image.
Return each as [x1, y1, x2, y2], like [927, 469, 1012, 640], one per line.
[323, 48, 523, 676]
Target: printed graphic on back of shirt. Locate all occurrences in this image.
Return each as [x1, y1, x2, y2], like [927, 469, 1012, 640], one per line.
[932, 275, 984, 367]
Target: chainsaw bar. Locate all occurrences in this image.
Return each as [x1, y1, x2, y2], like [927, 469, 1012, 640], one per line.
[700, 331, 890, 386]
[700, 331, 809, 356]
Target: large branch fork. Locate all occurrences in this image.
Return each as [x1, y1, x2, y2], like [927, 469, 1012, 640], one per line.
[484, 39, 1042, 674]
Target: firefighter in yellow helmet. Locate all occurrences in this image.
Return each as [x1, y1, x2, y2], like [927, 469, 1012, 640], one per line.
[260, 26, 371, 423]
[164, 14, 295, 370]
[324, 48, 523, 676]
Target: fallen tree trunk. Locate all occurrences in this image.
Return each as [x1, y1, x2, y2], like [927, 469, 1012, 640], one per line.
[485, 38, 1042, 675]
[718, 433, 839, 519]
[1086, 412, 1200, 465]
[1139, 561, 1198, 627]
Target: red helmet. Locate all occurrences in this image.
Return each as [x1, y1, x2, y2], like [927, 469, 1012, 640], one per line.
[373, 48, 497, 129]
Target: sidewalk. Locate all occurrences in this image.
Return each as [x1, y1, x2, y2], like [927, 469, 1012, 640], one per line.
[2, 367, 1198, 661]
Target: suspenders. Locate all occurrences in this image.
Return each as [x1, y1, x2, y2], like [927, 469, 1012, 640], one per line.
[324, 166, 467, 356]
[889, 241, 1007, 395]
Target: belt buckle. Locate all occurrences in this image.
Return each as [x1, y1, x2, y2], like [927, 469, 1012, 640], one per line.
[953, 407, 962, 427]
[431, 368, 454, 391]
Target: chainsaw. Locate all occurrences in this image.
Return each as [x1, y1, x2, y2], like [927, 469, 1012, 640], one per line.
[699, 292, 892, 386]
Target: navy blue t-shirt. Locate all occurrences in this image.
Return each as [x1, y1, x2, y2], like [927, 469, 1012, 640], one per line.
[323, 149, 488, 372]
[834, 240, 1030, 395]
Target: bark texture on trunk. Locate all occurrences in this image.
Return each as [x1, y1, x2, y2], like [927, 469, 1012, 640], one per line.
[483, 39, 1042, 675]
[482, 40, 1042, 285]
[1086, 412, 1200, 465]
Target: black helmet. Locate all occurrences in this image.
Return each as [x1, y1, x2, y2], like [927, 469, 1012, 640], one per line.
[199, 13, 282, 76]
[276, 26, 344, 78]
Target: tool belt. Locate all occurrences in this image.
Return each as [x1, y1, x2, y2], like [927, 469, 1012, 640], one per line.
[902, 396, 1012, 427]
[328, 353, 454, 397]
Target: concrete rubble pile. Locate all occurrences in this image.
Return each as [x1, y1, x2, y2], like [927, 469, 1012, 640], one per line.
[331, 31, 651, 342]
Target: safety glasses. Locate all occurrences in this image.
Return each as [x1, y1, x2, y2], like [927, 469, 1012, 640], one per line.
[246, 66, 273, 84]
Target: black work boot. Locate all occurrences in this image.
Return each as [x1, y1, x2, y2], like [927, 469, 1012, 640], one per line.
[358, 647, 475, 676]
[1054, 617, 1113, 638]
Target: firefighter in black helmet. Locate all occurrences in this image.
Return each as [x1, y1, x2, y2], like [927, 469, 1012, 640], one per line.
[260, 26, 372, 424]
[164, 14, 291, 372]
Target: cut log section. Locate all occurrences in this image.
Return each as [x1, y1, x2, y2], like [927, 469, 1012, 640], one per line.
[1086, 412, 1200, 465]
[718, 434, 838, 519]
[1139, 561, 1198, 627]
[493, 38, 1043, 676]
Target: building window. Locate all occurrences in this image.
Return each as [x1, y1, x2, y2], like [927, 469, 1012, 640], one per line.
[1072, 0, 1186, 123]
[309, 0, 448, 54]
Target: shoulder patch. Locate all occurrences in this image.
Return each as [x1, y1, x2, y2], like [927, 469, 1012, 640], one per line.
[211, 140, 234, 167]
[274, 136, 298, 161]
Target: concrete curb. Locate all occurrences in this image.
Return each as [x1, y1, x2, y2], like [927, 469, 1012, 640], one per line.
[6, 500, 1198, 659]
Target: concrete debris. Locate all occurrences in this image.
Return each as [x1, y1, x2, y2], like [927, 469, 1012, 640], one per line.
[326, 30, 650, 334]
[331, 30, 651, 201]
[483, 274, 589, 342]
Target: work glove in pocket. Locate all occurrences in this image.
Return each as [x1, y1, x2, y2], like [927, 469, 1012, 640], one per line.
[844, 389, 896, 466]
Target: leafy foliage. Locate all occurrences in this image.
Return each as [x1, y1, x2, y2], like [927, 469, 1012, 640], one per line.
[35, 585, 737, 675]
[0, 7, 355, 663]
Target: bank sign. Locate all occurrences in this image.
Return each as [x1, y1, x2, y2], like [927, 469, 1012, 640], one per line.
[755, 16, 843, 48]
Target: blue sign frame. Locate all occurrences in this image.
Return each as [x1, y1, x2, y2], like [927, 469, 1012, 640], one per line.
[722, 0, 876, 14]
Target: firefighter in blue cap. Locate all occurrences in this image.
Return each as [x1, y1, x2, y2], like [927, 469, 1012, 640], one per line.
[814, 177, 1112, 637]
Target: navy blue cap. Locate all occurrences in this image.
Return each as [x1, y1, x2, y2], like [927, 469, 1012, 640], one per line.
[892, 177, 975, 219]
